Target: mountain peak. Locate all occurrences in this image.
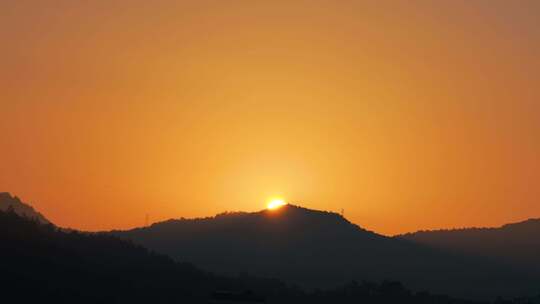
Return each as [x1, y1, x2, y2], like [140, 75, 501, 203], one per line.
[262, 203, 351, 223]
[264, 203, 335, 214]
[202, 203, 359, 234]
[0, 192, 50, 224]
[0, 192, 18, 202]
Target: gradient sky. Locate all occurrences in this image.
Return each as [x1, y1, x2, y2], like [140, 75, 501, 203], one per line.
[1, 0, 539, 235]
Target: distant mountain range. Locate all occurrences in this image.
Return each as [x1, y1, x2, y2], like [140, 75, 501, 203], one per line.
[3, 193, 540, 300]
[1, 208, 490, 304]
[0, 192, 50, 224]
[399, 219, 540, 270]
[111, 204, 540, 299]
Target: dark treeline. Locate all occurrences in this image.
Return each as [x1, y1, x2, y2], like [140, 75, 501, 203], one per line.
[1, 209, 538, 304]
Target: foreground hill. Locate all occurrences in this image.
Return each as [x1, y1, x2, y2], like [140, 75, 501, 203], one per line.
[0, 192, 49, 223]
[1, 208, 496, 304]
[112, 205, 540, 299]
[0, 208, 292, 303]
[399, 219, 540, 270]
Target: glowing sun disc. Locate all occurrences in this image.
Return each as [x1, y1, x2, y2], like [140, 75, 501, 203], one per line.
[267, 199, 286, 210]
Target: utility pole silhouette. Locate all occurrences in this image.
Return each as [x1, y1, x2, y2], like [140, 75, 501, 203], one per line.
[341, 208, 344, 217]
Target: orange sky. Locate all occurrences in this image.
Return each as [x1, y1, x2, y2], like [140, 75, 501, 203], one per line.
[1, 1, 539, 235]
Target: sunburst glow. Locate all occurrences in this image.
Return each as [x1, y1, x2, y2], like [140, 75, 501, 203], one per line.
[267, 198, 286, 210]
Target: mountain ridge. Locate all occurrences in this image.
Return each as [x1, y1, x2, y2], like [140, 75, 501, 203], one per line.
[136, 204, 377, 237]
[111, 203, 539, 299]
[3, 194, 540, 299]
[0, 192, 50, 224]
[399, 217, 540, 271]
[399, 217, 540, 235]
[3, 208, 503, 303]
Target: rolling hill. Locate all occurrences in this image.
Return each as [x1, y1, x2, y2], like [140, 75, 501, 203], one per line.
[0, 208, 286, 303]
[399, 218, 540, 270]
[111, 204, 540, 299]
[1, 207, 492, 304]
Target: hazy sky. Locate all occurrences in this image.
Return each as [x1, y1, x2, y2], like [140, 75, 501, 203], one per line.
[2, 0, 539, 235]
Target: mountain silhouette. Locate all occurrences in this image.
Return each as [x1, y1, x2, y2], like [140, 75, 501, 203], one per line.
[0, 192, 50, 224]
[1, 207, 499, 304]
[399, 219, 540, 270]
[0, 207, 282, 303]
[111, 204, 540, 299]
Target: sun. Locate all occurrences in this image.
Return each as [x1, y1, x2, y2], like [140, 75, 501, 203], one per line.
[267, 198, 286, 210]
